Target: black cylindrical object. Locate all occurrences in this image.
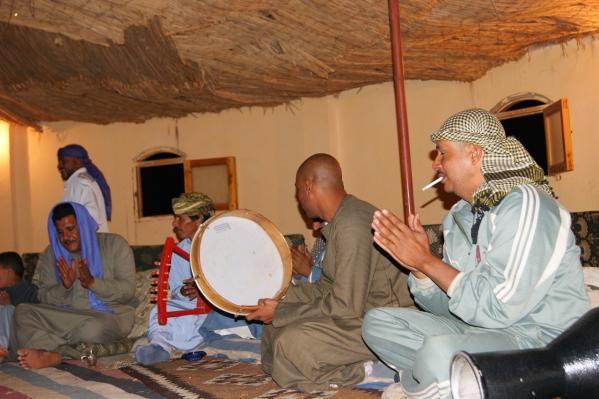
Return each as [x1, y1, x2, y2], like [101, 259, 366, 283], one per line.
[450, 308, 599, 399]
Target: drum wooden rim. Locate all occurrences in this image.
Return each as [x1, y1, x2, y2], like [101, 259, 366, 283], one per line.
[189, 209, 292, 315]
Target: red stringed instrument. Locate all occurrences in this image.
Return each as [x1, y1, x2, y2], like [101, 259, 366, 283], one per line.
[150, 237, 212, 325]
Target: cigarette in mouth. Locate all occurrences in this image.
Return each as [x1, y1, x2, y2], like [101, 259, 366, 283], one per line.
[421, 176, 443, 191]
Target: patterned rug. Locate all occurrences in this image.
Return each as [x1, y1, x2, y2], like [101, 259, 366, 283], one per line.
[0, 360, 159, 398]
[120, 357, 385, 399]
[0, 357, 387, 399]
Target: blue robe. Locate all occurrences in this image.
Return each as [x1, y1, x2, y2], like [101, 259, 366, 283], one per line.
[147, 239, 208, 352]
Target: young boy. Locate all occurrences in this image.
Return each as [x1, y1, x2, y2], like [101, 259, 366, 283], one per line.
[0, 251, 39, 361]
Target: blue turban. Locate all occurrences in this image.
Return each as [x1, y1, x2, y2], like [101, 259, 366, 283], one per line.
[57, 144, 112, 220]
[48, 202, 113, 314]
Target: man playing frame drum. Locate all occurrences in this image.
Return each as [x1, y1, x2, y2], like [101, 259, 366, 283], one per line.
[247, 153, 413, 391]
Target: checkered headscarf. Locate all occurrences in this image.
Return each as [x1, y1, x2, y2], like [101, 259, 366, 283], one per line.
[431, 109, 554, 242]
[172, 192, 215, 218]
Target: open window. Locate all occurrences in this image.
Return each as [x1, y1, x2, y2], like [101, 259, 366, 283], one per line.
[493, 93, 573, 175]
[135, 151, 238, 218]
[135, 150, 185, 217]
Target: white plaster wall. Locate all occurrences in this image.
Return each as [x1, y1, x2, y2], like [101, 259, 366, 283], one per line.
[2, 35, 599, 253]
[12, 98, 336, 252]
[472, 38, 599, 211]
[335, 80, 474, 225]
[0, 122, 14, 251]
[6, 125, 33, 253]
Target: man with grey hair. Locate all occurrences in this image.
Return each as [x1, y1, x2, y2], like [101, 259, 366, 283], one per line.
[363, 108, 590, 398]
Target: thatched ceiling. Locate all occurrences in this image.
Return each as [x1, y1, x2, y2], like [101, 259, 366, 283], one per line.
[1, 0, 599, 130]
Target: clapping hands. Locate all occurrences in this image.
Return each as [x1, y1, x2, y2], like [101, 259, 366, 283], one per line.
[57, 257, 95, 289]
[372, 210, 431, 277]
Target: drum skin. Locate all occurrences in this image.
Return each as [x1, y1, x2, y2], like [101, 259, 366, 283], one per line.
[190, 209, 292, 315]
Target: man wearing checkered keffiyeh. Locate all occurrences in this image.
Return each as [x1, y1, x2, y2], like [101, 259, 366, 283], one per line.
[135, 192, 265, 366]
[134, 192, 217, 365]
[363, 108, 590, 399]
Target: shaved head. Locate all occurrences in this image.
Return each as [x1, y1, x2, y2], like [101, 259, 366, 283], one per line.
[296, 153, 344, 192]
[295, 153, 346, 221]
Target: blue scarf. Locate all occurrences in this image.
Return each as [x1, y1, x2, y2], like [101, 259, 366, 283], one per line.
[48, 202, 113, 314]
[58, 144, 112, 220]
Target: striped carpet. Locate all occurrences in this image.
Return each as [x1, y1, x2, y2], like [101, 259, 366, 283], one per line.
[119, 357, 386, 399]
[0, 357, 389, 398]
[0, 361, 163, 399]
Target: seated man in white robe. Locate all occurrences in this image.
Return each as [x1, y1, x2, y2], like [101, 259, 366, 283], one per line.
[57, 144, 111, 232]
[135, 192, 216, 364]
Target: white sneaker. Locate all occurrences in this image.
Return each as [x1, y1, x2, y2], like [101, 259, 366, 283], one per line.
[364, 360, 374, 377]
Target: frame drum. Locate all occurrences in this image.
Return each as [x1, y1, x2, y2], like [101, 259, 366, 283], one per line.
[189, 209, 292, 315]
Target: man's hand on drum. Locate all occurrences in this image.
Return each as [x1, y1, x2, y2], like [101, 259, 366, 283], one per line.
[246, 298, 278, 324]
[180, 278, 199, 299]
[291, 244, 312, 277]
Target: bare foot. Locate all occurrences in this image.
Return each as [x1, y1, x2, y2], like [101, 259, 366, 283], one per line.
[17, 348, 61, 369]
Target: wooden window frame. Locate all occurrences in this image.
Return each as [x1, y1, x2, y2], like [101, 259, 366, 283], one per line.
[184, 156, 238, 210]
[543, 98, 573, 175]
[494, 96, 573, 176]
